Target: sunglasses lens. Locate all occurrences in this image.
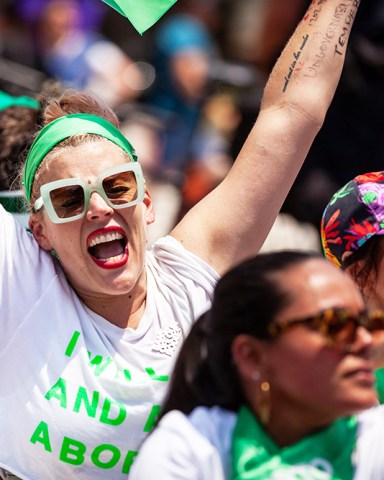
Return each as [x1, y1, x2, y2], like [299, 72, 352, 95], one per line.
[50, 185, 85, 219]
[368, 312, 384, 334]
[324, 312, 357, 349]
[327, 311, 384, 349]
[102, 170, 138, 206]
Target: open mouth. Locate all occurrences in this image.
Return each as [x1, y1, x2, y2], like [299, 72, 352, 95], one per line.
[87, 229, 128, 269]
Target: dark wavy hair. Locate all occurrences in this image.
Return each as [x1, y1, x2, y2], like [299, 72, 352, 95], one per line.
[160, 250, 323, 419]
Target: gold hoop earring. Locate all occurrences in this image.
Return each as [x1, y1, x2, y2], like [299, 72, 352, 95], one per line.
[258, 381, 271, 426]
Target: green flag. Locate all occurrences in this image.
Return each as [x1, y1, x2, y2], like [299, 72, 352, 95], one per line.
[0, 91, 40, 111]
[102, 0, 177, 34]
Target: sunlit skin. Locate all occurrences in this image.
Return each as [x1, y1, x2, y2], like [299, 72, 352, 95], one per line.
[233, 259, 378, 447]
[29, 140, 155, 329]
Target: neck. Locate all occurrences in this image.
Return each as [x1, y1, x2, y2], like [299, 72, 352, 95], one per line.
[266, 414, 332, 447]
[250, 402, 335, 447]
[77, 274, 148, 329]
[83, 292, 147, 329]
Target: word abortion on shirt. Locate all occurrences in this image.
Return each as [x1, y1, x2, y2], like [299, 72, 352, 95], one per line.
[28, 329, 169, 476]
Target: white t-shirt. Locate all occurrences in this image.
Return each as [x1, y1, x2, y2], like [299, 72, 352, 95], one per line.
[130, 406, 384, 480]
[130, 407, 235, 480]
[0, 207, 219, 480]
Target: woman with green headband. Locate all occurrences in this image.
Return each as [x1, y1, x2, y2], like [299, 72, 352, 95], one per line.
[131, 251, 384, 480]
[0, 1, 362, 479]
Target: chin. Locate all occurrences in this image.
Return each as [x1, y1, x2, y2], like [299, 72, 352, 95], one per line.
[341, 394, 379, 416]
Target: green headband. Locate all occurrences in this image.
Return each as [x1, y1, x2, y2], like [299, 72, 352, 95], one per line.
[0, 90, 40, 110]
[22, 113, 137, 202]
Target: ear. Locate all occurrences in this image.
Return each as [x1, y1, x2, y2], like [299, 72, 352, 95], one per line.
[231, 334, 265, 381]
[29, 214, 54, 251]
[143, 187, 155, 225]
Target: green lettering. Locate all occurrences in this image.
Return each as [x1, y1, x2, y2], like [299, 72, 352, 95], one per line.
[114, 369, 132, 381]
[73, 386, 99, 417]
[65, 330, 81, 357]
[91, 444, 121, 470]
[87, 352, 113, 376]
[45, 377, 67, 408]
[100, 398, 127, 426]
[145, 367, 169, 382]
[122, 450, 138, 474]
[60, 437, 86, 466]
[30, 421, 52, 452]
[143, 405, 161, 432]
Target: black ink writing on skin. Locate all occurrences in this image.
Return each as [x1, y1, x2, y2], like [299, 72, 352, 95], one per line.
[305, 0, 360, 77]
[283, 34, 309, 92]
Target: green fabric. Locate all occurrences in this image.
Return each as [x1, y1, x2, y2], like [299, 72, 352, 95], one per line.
[231, 406, 358, 480]
[0, 91, 40, 110]
[22, 113, 137, 202]
[101, 0, 177, 34]
[375, 368, 384, 404]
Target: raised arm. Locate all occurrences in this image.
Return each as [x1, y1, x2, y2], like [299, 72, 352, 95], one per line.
[171, 0, 361, 275]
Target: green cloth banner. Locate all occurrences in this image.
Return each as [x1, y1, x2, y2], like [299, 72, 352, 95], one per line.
[101, 0, 177, 34]
[0, 91, 40, 111]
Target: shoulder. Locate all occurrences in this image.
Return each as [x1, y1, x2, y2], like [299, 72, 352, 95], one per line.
[148, 235, 219, 278]
[130, 408, 229, 480]
[145, 236, 219, 329]
[189, 406, 237, 445]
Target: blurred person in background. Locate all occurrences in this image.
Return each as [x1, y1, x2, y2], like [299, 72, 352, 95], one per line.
[34, 0, 145, 109]
[0, 89, 42, 228]
[0, 2, 45, 96]
[0, 1, 38, 71]
[143, 13, 220, 185]
[143, 12, 237, 221]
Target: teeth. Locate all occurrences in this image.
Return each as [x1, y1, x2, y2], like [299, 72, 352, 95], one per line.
[89, 232, 123, 248]
[100, 253, 124, 262]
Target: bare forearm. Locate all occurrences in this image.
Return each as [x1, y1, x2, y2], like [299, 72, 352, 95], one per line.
[171, 0, 362, 275]
[262, 0, 361, 121]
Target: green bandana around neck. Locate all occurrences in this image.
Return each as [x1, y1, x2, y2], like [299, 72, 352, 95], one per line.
[22, 113, 137, 202]
[102, 0, 177, 34]
[375, 368, 384, 404]
[0, 90, 40, 110]
[231, 406, 358, 480]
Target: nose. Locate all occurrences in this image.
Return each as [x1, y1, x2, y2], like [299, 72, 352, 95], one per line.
[86, 192, 114, 220]
[349, 326, 373, 354]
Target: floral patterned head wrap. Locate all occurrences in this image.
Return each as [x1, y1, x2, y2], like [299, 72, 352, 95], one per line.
[321, 171, 384, 267]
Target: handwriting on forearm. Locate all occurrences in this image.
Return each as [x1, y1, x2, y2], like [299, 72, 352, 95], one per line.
[283, 0, 361, 91]
[283, 34, 309, 92]
[305, 0, 361, 78]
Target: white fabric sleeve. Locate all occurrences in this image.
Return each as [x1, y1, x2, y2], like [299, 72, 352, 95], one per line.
[354, 405, 384, 479]
[0, 208, 58, 344]
[130, 410, 226, 480]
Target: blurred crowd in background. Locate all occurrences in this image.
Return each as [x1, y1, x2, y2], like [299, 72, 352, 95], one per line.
[1, 0, 384, 248]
